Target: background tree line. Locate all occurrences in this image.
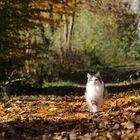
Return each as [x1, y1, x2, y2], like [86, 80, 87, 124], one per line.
[0, 0, 140, 96]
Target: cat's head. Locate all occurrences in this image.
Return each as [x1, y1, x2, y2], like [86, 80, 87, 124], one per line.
[87, 72, 103, 85]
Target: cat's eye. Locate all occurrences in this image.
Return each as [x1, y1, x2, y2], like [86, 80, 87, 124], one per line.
[95, 79, 99, 81]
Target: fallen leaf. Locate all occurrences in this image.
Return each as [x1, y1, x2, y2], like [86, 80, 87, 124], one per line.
[124, 120, 135, 130]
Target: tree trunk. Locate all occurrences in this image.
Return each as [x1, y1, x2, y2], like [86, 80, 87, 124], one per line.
[67, 0, 76, 51]
[40, 24, 50, 48]
[63, 0, 76, 50]
[63, 13, 69, 47]
[48, 4, 55, 33]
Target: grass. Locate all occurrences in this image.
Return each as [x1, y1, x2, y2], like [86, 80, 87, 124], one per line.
[42, 80, 80, 88]
[0, 95, 10, 102]
[109, 62, 140, 68]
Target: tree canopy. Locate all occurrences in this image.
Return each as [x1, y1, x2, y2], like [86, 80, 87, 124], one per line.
[0, 0, 140, 94]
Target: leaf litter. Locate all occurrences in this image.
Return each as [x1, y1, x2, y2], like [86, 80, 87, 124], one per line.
[0, 90, 140, 140]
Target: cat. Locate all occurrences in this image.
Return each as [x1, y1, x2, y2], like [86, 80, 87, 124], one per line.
[85, 72, 107, 113]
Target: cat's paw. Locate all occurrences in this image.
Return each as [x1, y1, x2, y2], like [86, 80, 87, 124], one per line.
[90, 106, 98, 113]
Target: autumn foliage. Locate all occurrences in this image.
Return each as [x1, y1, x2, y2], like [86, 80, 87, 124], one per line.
[0, 90, 140, 139]
[0, 1, 140, 139]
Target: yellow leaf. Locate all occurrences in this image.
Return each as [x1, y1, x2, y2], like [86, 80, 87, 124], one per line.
[49, 107, 58, 112]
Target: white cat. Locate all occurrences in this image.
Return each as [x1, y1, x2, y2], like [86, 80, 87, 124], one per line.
[85, 72, 107, 112]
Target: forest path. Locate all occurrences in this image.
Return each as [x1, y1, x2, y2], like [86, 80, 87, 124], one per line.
[0, 90, 140, 139]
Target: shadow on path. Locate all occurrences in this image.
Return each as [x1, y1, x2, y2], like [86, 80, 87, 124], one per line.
[21, 81, 140, 96]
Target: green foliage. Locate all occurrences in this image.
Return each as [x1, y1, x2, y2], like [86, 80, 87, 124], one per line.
[35, 6, 139, 83]
[0, 0, 37, 96]
[45, 8, 139, 76]
[43, 80, 79, 88]
[0, 0, 35, 72]
[0, 0, 140, 95]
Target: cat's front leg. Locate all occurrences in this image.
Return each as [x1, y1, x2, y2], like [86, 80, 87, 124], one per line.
[90, 105, 98, 112]
[91, 100, 99, 112]
[87, 100, 99, 113]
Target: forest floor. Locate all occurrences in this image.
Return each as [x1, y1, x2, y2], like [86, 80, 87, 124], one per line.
[0, 89, 140, 140]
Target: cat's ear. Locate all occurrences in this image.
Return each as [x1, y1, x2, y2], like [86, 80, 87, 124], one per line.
[96, 72, 101, 77]
[87, 73, 91, 79]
